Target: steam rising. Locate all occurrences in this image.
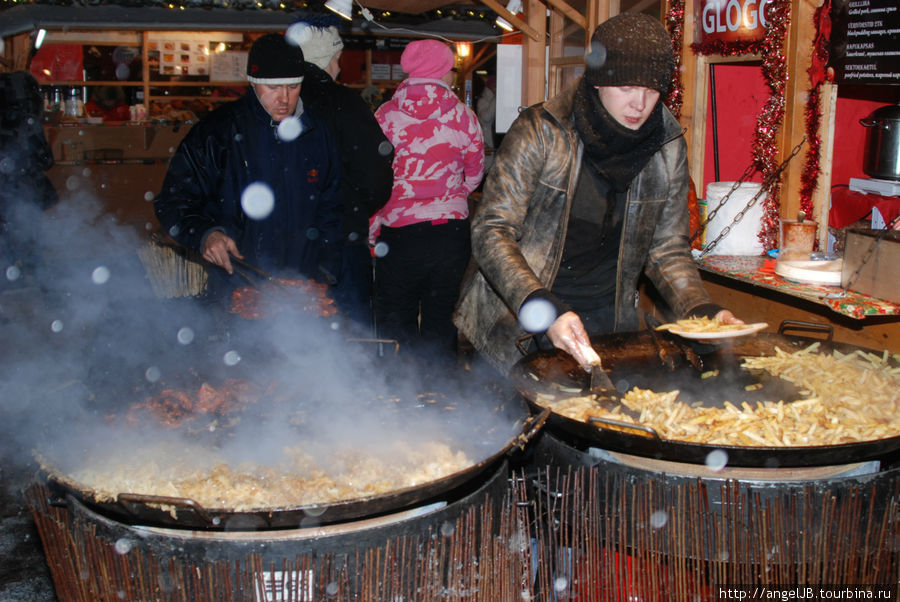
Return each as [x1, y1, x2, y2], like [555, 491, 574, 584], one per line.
[1, 184, 516, 510]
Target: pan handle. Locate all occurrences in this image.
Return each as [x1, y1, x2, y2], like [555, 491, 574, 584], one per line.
[588, 416, 661, 440]
[859, 118, 887, 129]
[643, 313, 678, 371]
[515, 334, 536, 356]
[347, 337, 401, 356]
[777, 320, 834, 342]
[117, 492, 216, 525]
[514, 407, 551, 451]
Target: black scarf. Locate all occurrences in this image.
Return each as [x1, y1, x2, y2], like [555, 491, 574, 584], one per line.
[573, 77, 665, 192]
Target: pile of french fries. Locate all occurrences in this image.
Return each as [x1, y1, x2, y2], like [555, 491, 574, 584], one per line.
[654, 316, 750, 333]
[536, 343, 900, 447]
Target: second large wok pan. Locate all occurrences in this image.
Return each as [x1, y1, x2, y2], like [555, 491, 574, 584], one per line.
[511, 324, 900, 468]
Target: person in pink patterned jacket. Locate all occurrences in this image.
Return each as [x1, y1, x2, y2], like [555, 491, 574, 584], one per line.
[371, 39, 484, 360]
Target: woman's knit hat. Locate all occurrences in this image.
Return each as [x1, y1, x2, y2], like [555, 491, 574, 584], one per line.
[246, 33, 305, 85]
[400, 39, 455, 80]
[584, 13, 674, 94]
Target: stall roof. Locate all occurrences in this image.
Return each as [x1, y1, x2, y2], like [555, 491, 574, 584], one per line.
[0, 1, 498, 40]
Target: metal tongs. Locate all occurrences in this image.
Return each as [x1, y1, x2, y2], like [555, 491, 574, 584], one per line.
[230, 257, 290, 290]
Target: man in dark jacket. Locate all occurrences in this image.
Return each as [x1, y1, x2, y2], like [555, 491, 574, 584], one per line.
[154, 33, 342, 297]
[454, 13, 741, 374]
[289, 21, 394, 329]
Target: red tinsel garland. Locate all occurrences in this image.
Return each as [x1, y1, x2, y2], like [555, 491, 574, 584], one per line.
[800, 0, 833, 219]
[688, 0, 792, 251]
[664, 0, 686, 119]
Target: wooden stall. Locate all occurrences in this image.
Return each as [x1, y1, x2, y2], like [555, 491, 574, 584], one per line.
[668, 0, 900, 352]
[2, 0, 897, 346]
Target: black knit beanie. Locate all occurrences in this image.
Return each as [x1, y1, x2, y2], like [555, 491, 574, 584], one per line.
[584, 13, 674, 94]
[247, 33, 305, 85]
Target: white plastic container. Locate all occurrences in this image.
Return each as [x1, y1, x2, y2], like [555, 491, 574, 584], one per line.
[703, 181, 766, 256]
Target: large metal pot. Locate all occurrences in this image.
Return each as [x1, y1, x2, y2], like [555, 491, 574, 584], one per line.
[861, 103, 900, 180]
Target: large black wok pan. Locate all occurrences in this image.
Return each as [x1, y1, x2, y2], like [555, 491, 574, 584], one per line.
[43, 299, 544, 531]
[40, 384, 542, 530]
[511, 322, 900, 468]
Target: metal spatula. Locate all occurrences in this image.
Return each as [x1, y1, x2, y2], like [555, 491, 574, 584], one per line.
[576, 343, 639, 417]
[589, 360, 616, 394]
[576, 342, 617, 396]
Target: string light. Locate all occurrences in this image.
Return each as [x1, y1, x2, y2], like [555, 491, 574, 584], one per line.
[0, 0, 497, 21]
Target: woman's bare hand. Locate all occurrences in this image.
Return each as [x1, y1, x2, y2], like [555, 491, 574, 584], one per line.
[714, 309, 744, 325]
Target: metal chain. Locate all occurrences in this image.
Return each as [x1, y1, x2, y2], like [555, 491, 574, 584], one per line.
[689, 162, 757, 245]
[699, 137, 807, 258]
[836, 212, 900, 298]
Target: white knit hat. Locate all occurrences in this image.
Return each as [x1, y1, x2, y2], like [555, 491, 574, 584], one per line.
[286, 23, 344, 71]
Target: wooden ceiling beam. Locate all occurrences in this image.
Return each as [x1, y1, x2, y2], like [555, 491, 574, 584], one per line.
[362, 0, 466, 12]
[522, 0, 547, 105]
[540, 0, 586, 30]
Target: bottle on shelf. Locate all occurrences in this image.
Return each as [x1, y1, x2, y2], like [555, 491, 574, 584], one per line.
[64, 87, 82, 118]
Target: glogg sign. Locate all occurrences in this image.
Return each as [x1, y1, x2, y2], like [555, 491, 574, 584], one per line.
[697, 0, 772, 43]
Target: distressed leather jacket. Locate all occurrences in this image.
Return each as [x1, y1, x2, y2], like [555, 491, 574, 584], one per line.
[453, 85, 714, 374]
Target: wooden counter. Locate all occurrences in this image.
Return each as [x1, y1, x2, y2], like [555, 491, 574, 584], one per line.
[696, 255, 900, 354]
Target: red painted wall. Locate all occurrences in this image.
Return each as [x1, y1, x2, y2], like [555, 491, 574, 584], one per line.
[699, 64, 895, 199]
[830, 95, 887, 186]
[701, 63, 767, 197]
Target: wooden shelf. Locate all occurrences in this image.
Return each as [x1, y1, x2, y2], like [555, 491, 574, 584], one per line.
[147, 96, 236, 102]
[148, 81, 248, 87]
[31, 29, 255, 120]
[47, 81, 144, 87]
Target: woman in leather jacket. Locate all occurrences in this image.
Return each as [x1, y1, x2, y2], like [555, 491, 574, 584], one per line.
[454, 13, 740, 375]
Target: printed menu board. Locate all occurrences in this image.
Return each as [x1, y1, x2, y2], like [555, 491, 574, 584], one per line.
[830, 0, 900, 85]
[210, 52, 249, 82]
[152, 39, 210, 76]
[146, 32, 245, 80]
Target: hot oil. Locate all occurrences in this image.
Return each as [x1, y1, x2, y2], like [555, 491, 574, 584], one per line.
[609, 351, 805, 408]
[514, 331, 815, 407]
